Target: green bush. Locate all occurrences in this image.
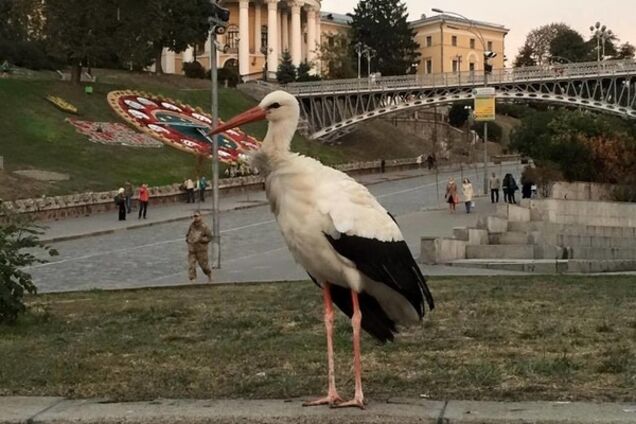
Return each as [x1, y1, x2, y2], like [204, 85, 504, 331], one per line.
[0, 208, 57, 325]
[0, 39, 59, 70]
[183, 60, 206, 79]
[472, 121, 503, 143]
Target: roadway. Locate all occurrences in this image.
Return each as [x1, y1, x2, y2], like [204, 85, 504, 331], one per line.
[27, 162, 524, 293]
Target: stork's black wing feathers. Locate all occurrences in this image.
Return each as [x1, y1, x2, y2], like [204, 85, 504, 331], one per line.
[308, 273, 397, 343]
[324, 229, 434, 343]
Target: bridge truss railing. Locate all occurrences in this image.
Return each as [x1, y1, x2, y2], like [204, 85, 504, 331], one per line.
[286, 59, 636, 95]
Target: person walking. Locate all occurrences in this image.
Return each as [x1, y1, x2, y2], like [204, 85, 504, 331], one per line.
[186, 211, 213, 283]
[445, 177, 459, 214]
[123, 181, 134, 213]
[503, 173, 518, 204]
[462, 177, 474, 214]
[184, 178, 195, 203]
[114, 188, 126, 221]
[489, 172, 500, 203]
[198, 175, 207, 202]
[138, 183, 149, 219]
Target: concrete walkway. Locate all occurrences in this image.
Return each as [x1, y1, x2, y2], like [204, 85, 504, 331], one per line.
[2, 396, 635, 424]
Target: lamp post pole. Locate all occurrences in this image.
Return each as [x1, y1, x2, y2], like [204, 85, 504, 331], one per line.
[209, 31, 221, 269]
[433, 8, 491, 194]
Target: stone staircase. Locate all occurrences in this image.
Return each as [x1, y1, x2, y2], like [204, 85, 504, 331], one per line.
[419, 199, 636, 273]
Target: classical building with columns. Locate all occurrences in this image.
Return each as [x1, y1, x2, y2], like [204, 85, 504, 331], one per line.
[158, 5, 508, 79]
[159, 0, 349, 79]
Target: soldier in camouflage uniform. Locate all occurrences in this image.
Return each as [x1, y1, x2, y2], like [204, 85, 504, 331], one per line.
[186, 211, 213, 282]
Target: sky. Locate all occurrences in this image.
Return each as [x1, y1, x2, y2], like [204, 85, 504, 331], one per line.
[320, 0, 636, 64]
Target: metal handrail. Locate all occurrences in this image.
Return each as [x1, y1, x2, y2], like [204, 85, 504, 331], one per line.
[285, 59, 636, 95]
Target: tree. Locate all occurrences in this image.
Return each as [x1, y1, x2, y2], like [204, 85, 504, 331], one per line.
[549, 27, 590, 63]
[144, 0, 215, 74]
[514, 44, 537, 67]
[317, 33, 356, 79]
[614, 42, 635, 60]
[296, 60, 320, 82]
[350, 0, 420, 76]
[43, 0, 118, 83]
[0, 208, 57, 324]
[276, 50, 296, 84]
[515, 23, 570, 66]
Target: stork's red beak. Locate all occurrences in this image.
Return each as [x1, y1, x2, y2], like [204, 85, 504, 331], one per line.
[209, 106, 267, 135]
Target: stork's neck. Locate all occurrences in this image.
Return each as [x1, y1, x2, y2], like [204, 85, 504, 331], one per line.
[262, 117, 297, 157]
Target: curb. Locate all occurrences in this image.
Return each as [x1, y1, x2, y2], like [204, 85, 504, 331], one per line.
[1, 397, 635, 424]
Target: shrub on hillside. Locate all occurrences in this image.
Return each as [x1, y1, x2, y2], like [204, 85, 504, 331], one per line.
[0, 39, 59, 70]
[206, 67, 242, 87]
[183, 60, 206, 79]
[0, 208, 58, 325]
[524, 161, 563, 198]
[472, 121, 503, 143]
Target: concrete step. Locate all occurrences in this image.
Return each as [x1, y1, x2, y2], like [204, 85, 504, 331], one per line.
[489, 231, 531, 245]
[568, 247, 636, 260]
[508, 221, 636, 239]
[466, 244, 534, 260]
[476, 216, 508, 234]
[453, 227, 489, 245]
[496, 203, 531, 222]
[557, 234, 636, 250]
[450, 258, 636, 273]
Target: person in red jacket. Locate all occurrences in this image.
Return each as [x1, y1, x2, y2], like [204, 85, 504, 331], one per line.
[138, 183, 150, 219]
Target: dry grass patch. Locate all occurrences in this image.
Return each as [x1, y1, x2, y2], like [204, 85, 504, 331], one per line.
[0, 276, 635, 402]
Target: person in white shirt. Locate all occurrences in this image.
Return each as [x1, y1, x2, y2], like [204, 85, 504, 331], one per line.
[462, 178, 474, 214]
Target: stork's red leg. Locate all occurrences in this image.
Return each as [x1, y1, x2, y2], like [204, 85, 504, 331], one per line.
[303, 282, 343, 407]
[333, 290, 365, 409]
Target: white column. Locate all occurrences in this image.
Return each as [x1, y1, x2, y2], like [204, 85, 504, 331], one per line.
[281, 10, 289, 52]
[239, 0, 250, 77]
[267, 0, 279, 76]
[306, 8, 317, 65]
[315, 12, 321, 73]
[290, 1, 301, 66]
[254, 1, 262, 54]
[278, 9, 283, 56]
[183, 46, 194, 63]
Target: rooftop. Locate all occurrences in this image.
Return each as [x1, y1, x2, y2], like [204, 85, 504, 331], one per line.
[320, 11, 352, 26]
[411, 13, 509, 33]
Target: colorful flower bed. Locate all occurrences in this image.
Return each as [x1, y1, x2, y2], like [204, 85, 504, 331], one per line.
[46, 96, 79, 114]
[107, 90, 261, 163]
[66, 119, 163, 148]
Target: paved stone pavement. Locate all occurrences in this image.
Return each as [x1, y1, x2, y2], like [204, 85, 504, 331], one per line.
[2, 396, 636, 424]
[28, 163, 528, 293]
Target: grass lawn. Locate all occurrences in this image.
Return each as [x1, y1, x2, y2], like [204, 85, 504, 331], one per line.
[1, 276, 635, 402]
[0, 71, 345, 199]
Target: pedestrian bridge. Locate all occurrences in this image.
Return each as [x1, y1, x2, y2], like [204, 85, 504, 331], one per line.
[284, 60, 636, 141]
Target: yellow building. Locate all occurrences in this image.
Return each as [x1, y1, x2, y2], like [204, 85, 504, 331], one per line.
[411, 13, 508, 75]
[159, 7, 508, 79]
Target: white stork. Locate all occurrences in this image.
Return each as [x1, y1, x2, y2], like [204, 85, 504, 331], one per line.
[210, 90, 434, 409]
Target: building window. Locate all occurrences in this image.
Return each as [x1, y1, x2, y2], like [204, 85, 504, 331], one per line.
[487, 41, 493, 51]
[452, 59, 459, 73]
[426, 36, 432, 47]
[194, 40, 206, 58]
[469, 62, 475, 71]
[304, 33, 307, 44]
[470, 38, 475, 49]
[452, 35, 457, 46]
[261, 25, 268, 51]
[226, 25, 239, 53]
[328, 35, 334, 48]
[426, 59, 432, 74]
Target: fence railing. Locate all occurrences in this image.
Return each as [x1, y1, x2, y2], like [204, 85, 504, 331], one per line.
[285, 59, 636, 95]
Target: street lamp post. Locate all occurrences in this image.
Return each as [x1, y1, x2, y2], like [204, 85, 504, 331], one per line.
[365, 47, 376, 78]
[590, 22, 613, 67]
[355, 42, 365, 79]
[433, 7, 493, 194]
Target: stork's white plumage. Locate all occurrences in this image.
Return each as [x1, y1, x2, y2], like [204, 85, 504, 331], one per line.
[211, 91, 434, 409]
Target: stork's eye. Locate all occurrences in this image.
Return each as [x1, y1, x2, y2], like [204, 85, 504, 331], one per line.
[268, 102, 281, 109]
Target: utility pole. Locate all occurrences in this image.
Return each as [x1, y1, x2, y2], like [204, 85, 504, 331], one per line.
[208, 0, 230, 269]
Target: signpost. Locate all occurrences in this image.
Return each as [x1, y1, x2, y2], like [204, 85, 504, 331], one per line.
[473, 87, 496, 194]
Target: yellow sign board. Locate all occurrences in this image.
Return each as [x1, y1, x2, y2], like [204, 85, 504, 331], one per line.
[473, 87, 496, 122]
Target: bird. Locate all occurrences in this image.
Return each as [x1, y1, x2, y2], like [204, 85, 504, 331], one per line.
[210, 90, 434, 409]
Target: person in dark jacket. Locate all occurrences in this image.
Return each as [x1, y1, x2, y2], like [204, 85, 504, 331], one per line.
[502, 173, 518, 204]
[114, 188, 126, 221]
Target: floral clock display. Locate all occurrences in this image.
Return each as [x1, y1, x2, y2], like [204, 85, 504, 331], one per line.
[107, 90, 261, 163]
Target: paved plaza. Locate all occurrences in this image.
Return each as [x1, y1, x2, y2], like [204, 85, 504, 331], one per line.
[28, 164, 526, 293]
